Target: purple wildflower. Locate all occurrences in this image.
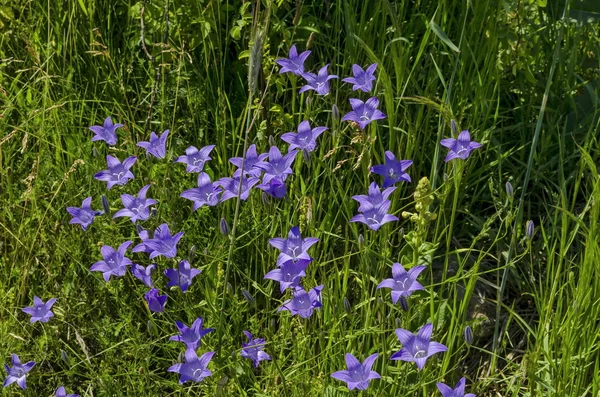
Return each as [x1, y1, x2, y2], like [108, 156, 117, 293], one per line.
[230, 144, 268, 178]
[299, 64, 338, 96]
[144, 288, 167, 312]
[66, 197, 102, 231]
[341, 98, 386, 130]
[440, 130, 482, 162]
[377, 263, 425, 304]
[22, 296, 57, 323]
[180, 172, 221, 210]
[168, 349, 214, 384]
[131, 263, 156, 287]
[255, 146, 298, 184]
[370, 151, 413, 187]
[169, 318, 214, 351]
[217, 175, 259, 202]
[437, 377, 476, 397]
[276, 45, 311, 76]
[113, 185, 157, 223]
[278, 285, 323, 318]
[256, 177, 288, 199]
[281, 120, 327, 155]
[131, 227, 153, 255]
[176, 145, 216, 173]
[351, 182, 396, 212]
[391, 323, 448, 370]
[264, 259, 310, 292]
[3, 354, 35, 390]
[55, 386, 79, 397]
[94, 155, 136, 190]
[133, 223, 183, 259]
[350, 201, 398, 231]
[342, 63, 377, 92]
[165, 260, 202, 293]
[331, 353, 380, 391]
[268, 226, 319, 267]
[137, 130, 169, 159]
[89, 116, 122, 146]
[241, 331, 271, 368]
[90, 241, 133, 282]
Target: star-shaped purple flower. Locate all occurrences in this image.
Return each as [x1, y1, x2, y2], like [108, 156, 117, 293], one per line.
[351, 182, 396, 212]
[3, 354, 35, 390]
[113, 185, 157, 223]
[257, 177, 287, 199]
[255, 146, 297, 184]
[165, 260, 202, 293]
[264, 259, 310, 292]
[144, 288, 167, 312]
[331, 353, 380, 391]
[241, 331, 271, 368]
[230, 144, 268, 178]
[89, 116, 122, 146]
[55, 386, 79, 397]
[440, 130, 482, 162]
[22, 296, 57, 323]
[169, 318, 214, 351]
[281, 120, 327, 155]
[377, 263, 425, 304]
[268, 226, 319, 267]
[94, 155, 136, 190]
[437, 377, 476, 397]
[299, 64, 338, 96]
[370, 151, 413, 187]
[350, 200, 398, 231]
[131, 263, 156, 287]
[176, 145, 216, 173]
[342, 63, 377, 92]
[137, 129, 169, 159]
[168, 349, 214, 385]
[341, 97, 386, 130]
[278, 285, 323, 318]
[391, 323, 447, 370]
[133, 223, 183, 259]
[66, 197, 102, 231]
[217, 175, 259, 202]
[180, 172, 221, 210]
[276, 45, 311, 76]
[90, 241, 133, 282]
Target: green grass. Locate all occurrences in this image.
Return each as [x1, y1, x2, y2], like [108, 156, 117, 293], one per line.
[0, 0, 599, 395]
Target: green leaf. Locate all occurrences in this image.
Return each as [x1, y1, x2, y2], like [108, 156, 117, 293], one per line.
[77, 0, 88, 16]
[429, 20, 460, 53]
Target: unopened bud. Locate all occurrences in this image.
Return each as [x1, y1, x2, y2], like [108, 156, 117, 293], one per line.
[92, 146, 100, 158]
[136, 224, 144, 234]
[451, 119, 458, 135]
[220, 218, 230, 236]
[464, 325, 473, 345]
[101, 195, 110, 217]
[268, 135, 276, 147]
[60, 350, 69, 364]
[332, 104, 340, 120]
[242, 289, 255, 306]
[358, 234, 364, 246]
[399, 297, 409, 312]
[526, 220, 534, 240]
[505, 181, 514, 198]
[343, 297, 351, 313]
[305, 95, 311, 107]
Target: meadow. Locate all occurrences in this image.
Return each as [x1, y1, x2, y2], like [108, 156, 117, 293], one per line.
[0, 0, 599, 395]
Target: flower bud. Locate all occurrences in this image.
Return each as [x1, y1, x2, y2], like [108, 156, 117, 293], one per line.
[526, 220, 534, 240]
[220, 218, 230, 236]
[101, 195, 110, 217]
[188, 245, 197, 263]
[242, 289, 255, 306]
[60, 350, 69, 364]
[451, 119, 458, 135]
[464, 325, 473, 345]
[399, 297, 409, 312]
[358, 234, 364, 247]
[305, 95, 311, 107]
[302, 149, 311, 163]
[343, 297, 352, 313]
[332, 104, 340, 120]
[505, 181, 514, 198]
[136, 224, 144, 234]
[92, 146, 100, 158]
[268, 135, 276, 147]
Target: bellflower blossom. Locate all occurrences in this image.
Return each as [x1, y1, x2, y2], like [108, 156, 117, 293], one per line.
[391, 323, 447, 370]
[137, 130, 169, 159]
[169, 318, 214, 351]
[94, 155, 136, 189]
[377, 263, 426, 304]
[55, 386, 79, 397]
[257, 177, 287, 199]
[230, 144, 268, 178]
[281, 120, 327, 155]
[342, 63, 377, 92]
[255, 146, 298, 184]
[144, 288, 167, 312]
[269, 226, 319, 266]
[3, 354, 35, 390]
[180, 172, 221, 210]
[22, 296, 57, 323]
[168, 349, 214, 384]
[276, 45, 311, 76]
[165, 260, 202, 293]
[90, 241, 133, 282]
[370, 151, 413, 187]
[113, 185, 157, 223]
[133, 223, 183, 259]
[131, 263, 156, 287]
[330, 353, 380, 391]
[217, 175, 259, 202]
[278, 285, 323, 318]
[299, 64, 338, 96]
[351, 182, 396, 212]
[176, 145, 215, 173]
[350, 200, 398, 231]
[241, 331, 271, 368]
[264, 259, 310, 292]
[342, 98, 386, 130]
[89, 116, 122, 146]
[440, 130, 482, 162]
[437, 377, 476, 397]
[66, 197, 102, 231]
